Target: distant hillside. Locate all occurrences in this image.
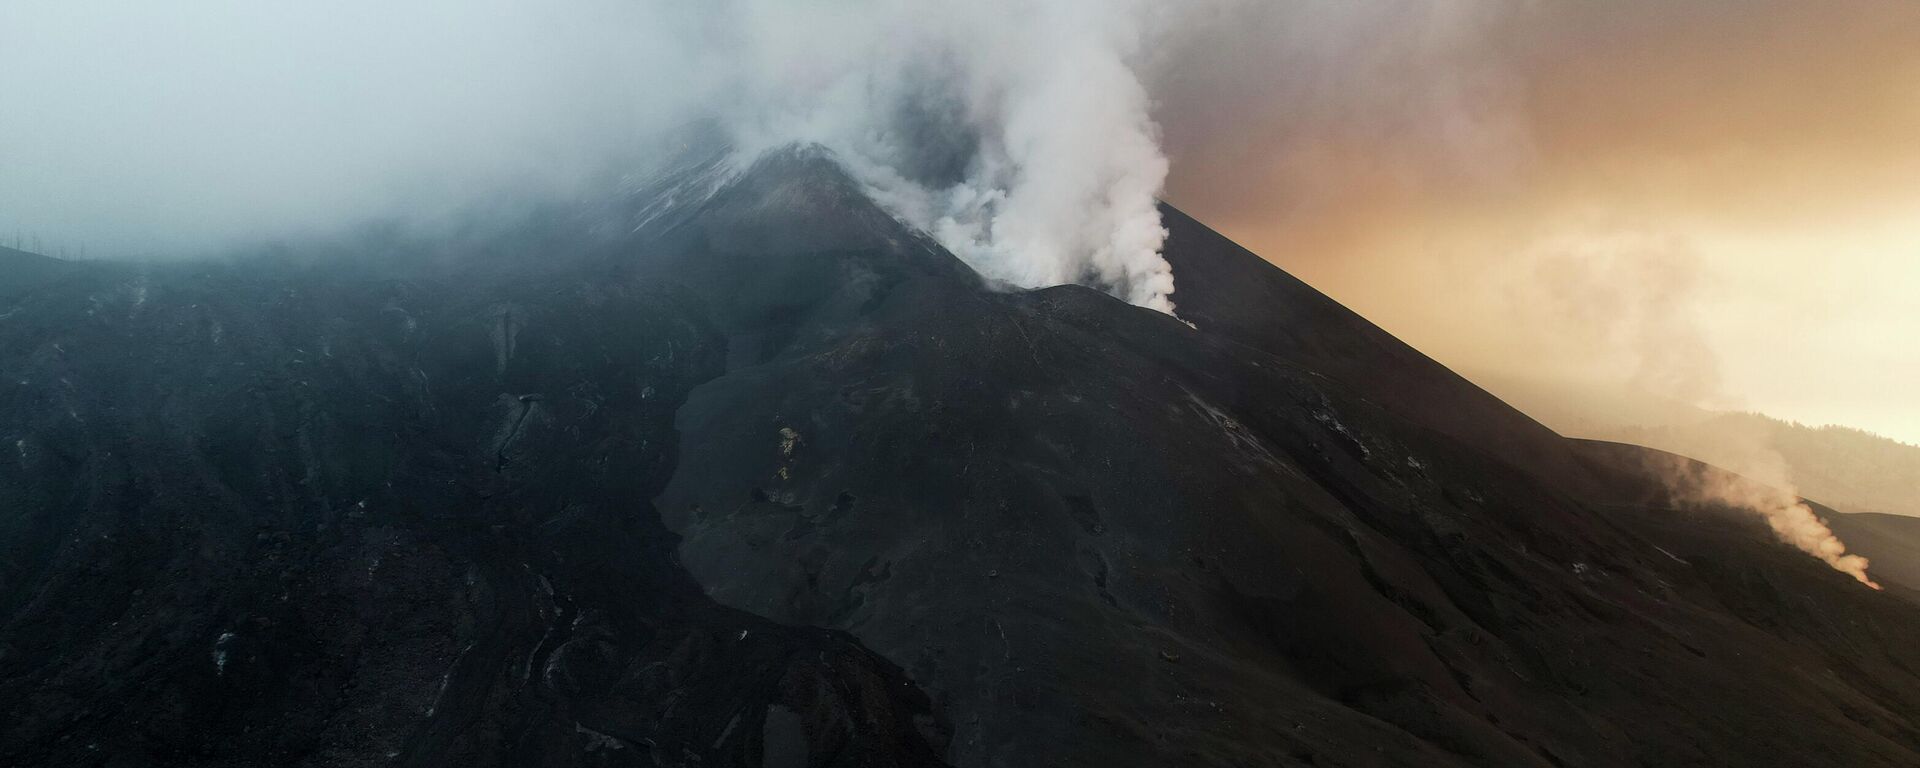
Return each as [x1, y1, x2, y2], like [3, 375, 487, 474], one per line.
[0, 246, 79, 299]
[1476, 373, 1920, 518]
[1605, 413, 1920, 519]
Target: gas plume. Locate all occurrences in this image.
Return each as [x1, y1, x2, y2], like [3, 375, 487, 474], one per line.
[1654, 446, 1880, 590]
[2, 0, 1199, 312]
[1527, 228, 1880, 587]
[705, 0, 1182, 311]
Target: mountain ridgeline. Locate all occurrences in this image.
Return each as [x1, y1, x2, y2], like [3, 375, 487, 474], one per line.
[4, 149, 1920, 767]
[1479, 374, 1920, 520]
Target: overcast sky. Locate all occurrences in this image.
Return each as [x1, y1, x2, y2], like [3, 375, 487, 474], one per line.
[0, 0, 712, 255]
[4, 0, 1917, 443]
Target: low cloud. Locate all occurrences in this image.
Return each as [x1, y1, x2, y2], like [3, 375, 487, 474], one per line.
[2, 0, 1226, 311]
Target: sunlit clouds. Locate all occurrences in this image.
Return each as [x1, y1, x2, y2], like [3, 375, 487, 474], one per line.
[1161, 0, 1920, 443]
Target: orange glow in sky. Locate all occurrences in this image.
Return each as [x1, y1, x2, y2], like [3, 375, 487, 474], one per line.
[1161, 0, 1920, 443]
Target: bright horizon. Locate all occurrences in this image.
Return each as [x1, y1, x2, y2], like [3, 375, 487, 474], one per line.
[1162, 0, 1920, 445]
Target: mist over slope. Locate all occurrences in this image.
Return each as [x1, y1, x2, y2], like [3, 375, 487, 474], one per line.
[3, 1, 1599, 316]
[1483, 375, 1920, 519]
[1608, 415, 1920, 520]
[5, 3, 1919, 764]
[2, 0, 1211, 311]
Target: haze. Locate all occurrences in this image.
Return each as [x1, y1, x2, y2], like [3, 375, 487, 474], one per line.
[4, 0, 1916, 443]
[1160, 0, 1920, 446]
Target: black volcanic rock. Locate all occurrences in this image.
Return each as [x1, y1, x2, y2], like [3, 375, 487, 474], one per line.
[4, 150, 1920, 767]
[0, 210, 943, 767]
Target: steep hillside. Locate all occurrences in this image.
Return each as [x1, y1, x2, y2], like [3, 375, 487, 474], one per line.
[4, 150, 1919, 767]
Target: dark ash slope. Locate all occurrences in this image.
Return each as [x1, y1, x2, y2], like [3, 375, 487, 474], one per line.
[4, 150, 1920, 767]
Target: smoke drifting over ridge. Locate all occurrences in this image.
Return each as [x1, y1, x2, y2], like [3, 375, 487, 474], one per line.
[2, 0, 1199, 311]
[708, 0, 1182, 312]
[1653, 447, 1880, 590]
[4, 2, 1901, 584]
[1523, 228, 1880, 587]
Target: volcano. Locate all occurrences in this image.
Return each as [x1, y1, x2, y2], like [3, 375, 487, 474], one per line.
[4, 149, 1920, 767]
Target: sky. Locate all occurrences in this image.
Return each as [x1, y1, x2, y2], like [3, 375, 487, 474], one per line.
[1158, 0, 1920, 445]
[0, 0, 712, 254]
[3, 1, 1917, 443]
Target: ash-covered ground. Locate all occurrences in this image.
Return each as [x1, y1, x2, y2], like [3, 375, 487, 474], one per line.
[5, 150, 1920, 767]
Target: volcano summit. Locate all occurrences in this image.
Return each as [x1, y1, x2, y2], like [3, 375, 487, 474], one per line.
[3, 149, 1920, 767]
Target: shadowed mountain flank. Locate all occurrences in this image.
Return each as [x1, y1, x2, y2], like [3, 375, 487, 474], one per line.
[4, 150, 1919, 767]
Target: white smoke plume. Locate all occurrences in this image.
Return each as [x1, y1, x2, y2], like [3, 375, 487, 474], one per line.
[1527, 227, 1880, 588]
[705, 0, 1181, 312]
[1654, 447, 1880, 590]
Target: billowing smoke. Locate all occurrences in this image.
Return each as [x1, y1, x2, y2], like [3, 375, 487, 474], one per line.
[2, 0, 1193, 312]
[1652, 446, 1880, 590]
[684, 0, 1182, 312]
